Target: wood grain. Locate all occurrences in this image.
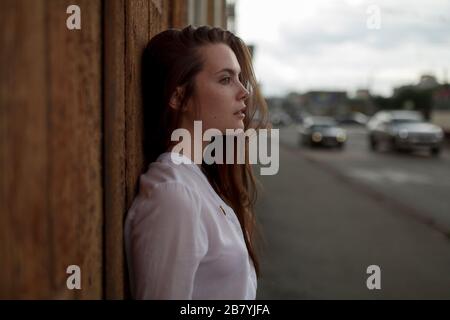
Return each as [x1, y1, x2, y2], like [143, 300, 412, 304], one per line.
[0, 0, 50, 299]
[104, 0, 126, 299]
[46, 0, 103, 299]
[1, 0, 186, 299]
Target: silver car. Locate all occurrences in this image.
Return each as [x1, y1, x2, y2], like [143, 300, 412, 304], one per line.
[367, 110, 444, 156]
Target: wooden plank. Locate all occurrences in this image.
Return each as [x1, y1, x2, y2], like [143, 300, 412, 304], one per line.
[1, 0, 186, 300]
[1, 0, 191, 300]
[103, 0, 172, 300]
[207, 0, 215, 26]
[74, 0, 103, 299]
[169, 0, 187, 29]
[125, 0, 150, 210]
[150, 0, 170, 39]
[104, 0, 126, 299]
[0, 0, 51, 299]
[220, 0, 227, 28]
[0, 0, 103, 299]
[124, 0, 169, 207]
[46, 0, 102, 299]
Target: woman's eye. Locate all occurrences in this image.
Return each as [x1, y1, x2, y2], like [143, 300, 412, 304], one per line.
[220, 77, 231, 84]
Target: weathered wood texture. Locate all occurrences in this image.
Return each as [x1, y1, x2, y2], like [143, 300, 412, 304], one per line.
[0, 0, 51, 299]
[0, 0, 102, 299]
[169, 0, 187, 29]
[104, 0, 171, 299]
[46, 0, 103, 300]
[1, 0, 186, 299]
[103, 0, 127, 300]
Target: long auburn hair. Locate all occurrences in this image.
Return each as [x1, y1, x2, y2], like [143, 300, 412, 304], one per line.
[141, 25, 270, 278]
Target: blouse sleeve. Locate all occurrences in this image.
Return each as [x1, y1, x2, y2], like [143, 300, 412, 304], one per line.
[127, 182, 208, 299]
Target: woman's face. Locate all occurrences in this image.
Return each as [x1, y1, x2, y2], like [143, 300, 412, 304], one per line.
[185, 43, 249, 133]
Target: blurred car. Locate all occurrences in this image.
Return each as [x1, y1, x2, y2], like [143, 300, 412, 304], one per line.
[336, 112, 368, 126]
[290, 110, 311, 124]
[367, 110, 444, 156]
[298, 116, 347, 148]
[270, 110, 292, 127]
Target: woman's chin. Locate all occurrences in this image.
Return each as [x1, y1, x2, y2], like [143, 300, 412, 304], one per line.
[234, 120, 245, 130]
[218, 119, 245, 134]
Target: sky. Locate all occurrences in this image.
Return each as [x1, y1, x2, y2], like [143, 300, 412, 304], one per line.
[235, 0, 450, 97]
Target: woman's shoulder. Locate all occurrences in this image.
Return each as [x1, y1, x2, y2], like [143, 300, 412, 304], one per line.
[138, 159, 201, 196]
[126, 163, 204, 226]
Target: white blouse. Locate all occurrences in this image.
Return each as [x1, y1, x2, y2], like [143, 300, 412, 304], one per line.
[124, 151, 257, 300]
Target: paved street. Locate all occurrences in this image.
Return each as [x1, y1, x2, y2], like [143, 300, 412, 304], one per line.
[255, 124, 450, 299]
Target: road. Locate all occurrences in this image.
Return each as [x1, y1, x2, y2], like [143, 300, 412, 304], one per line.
[254, 124, 450, 299]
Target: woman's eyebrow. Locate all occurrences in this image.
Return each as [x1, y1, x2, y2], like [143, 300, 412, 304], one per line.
[215, 68, 241, 75]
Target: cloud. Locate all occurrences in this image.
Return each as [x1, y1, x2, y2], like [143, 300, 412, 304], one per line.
[280, 3, 450, 52]
[237, 0, 450, 97]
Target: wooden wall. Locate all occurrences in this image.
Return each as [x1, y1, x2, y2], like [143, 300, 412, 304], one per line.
[0, 0, 103, 299]
[0, 0, 186, 299]
[104, 0, 172, 300]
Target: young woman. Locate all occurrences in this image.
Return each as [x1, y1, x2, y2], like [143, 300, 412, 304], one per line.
[124, 25, 269, 300]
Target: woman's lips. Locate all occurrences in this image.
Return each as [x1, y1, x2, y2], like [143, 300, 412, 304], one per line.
[234, 106, 246, 117]
[234, 110, 245, 118]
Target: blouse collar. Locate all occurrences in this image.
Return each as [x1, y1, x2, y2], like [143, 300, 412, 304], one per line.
[156, 151, 206, 177]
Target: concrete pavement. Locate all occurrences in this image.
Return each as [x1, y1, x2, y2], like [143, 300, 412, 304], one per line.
[255, 134, 450, 299]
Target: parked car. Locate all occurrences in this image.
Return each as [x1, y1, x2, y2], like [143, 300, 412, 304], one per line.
[336, 112, 368, 126]
[291, 110, 311, 124]
[367, 110, 444, 156]
[298, 116, 347, 148]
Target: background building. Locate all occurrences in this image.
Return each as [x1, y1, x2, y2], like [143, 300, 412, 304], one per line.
[301, 91, 349, 116]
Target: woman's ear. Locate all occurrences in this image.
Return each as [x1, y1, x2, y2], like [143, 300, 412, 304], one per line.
[169, 86, 185, 111]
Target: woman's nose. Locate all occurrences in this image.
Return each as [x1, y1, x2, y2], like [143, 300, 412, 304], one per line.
[239, 83, 250, 101]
